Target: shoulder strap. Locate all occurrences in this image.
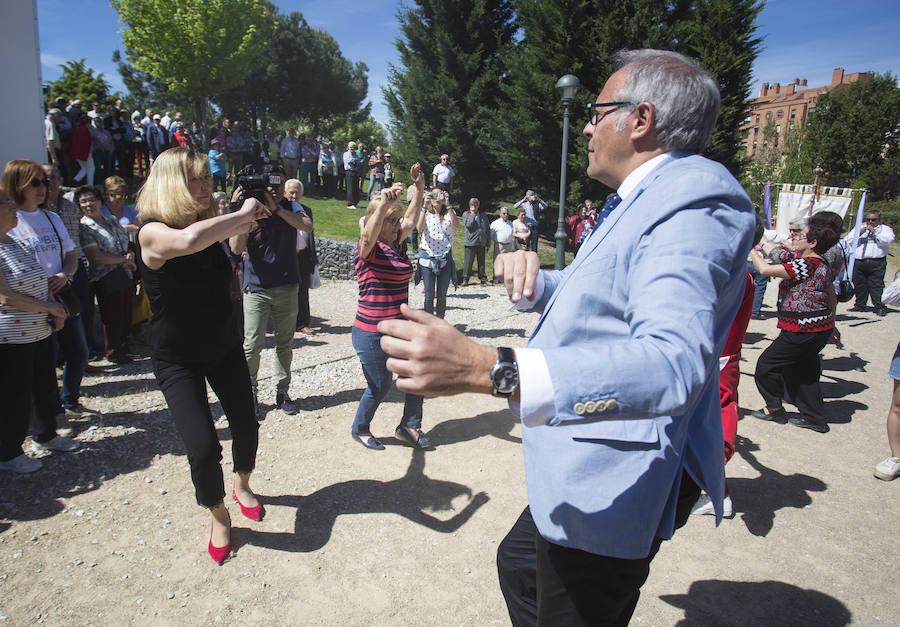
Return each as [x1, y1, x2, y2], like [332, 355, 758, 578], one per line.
[41, 209, 65, 266]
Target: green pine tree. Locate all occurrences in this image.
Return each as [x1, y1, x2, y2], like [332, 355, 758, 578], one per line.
[384, 0, 516, 204]
[45, 59, 113, 107]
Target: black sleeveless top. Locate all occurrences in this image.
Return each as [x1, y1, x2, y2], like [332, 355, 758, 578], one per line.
[136, 220, 239, 363]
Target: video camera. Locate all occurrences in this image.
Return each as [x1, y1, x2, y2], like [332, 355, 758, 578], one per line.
[233, 165, 283, 204]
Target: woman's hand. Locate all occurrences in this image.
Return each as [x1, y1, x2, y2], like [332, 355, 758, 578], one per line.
[47, 301, 67, 330]
[231, 186, 243, 203]
[382, 183, 404, 205]
[410, 162, 424, 189]
[48, 273, 68, 294]
[236, 196, 271, 223]
[123, 251, 137, 271]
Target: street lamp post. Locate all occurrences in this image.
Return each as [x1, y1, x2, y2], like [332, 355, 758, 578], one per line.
[555, 74, 580, 270]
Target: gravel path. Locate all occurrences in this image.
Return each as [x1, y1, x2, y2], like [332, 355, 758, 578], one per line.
[0, 277, 896, 625]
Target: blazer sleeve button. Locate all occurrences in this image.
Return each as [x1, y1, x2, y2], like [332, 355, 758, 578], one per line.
[606, 399, 617, 411]
[584, 401, 597, 413]
[573, 402, 586, 415]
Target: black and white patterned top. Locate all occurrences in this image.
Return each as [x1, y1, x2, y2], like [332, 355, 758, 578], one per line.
[0, 239, 52, 344]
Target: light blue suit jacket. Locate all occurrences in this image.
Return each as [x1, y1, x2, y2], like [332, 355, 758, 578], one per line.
[523, 153, 754, 559]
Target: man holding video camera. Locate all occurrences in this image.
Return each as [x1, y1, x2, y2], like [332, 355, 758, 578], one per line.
[229, 164, 313, 417]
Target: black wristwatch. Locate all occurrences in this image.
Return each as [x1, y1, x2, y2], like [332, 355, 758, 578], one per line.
[490, 347, 519, 397]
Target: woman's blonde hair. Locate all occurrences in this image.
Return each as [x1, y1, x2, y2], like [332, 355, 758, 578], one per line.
[137, 148, 212, 228]
[104, 175, 127, 196]
[1, 159, 44, 206]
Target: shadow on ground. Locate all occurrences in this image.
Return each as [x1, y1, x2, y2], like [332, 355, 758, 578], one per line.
[660, 579, 851, 626]
[239, 448, 488, 553]
[728, 435, 827, 537]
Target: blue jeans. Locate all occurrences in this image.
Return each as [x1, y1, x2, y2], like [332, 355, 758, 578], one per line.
[420, 256, 453, 319]
[351, 326, 423, 435]
[747, 260, 767, 315]
[366, 173, 384, 200]
[55, 314, 88, 409]
[300, 162, 317, 196]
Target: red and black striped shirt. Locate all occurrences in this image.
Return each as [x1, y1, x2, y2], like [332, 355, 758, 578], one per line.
[353, 237, 412, 332]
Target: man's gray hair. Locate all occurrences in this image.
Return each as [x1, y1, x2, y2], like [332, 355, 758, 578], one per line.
[286, 178, 304, 193]
[789, 216, 808, 228]
[611, 49, 720, 153]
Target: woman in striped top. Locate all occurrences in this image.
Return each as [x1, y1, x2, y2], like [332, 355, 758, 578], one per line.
[0, 187, 70, 474]
[351, 162, 426, 450]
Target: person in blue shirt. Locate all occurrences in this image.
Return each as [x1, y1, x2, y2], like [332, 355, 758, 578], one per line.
[208, 139, 228, 192]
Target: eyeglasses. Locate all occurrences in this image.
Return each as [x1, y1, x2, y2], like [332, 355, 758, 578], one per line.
[77, 197, 99, 205]
[108, 193, 126, 200]
[587, 101, 636, 126]
[386, 217, 401, 226]
[865, 217, 879, 223]
[29, 178, 50, 188]
[789, 228, 802, 234]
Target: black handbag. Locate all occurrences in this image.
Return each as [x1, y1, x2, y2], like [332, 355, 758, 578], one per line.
[837, 247, 855, 303]
[43, 210, 82, 318]
[93, 265, 133, 298]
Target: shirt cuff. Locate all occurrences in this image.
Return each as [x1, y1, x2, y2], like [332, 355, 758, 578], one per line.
[508, 347, 554, 427]
[507, 271, 546, 312]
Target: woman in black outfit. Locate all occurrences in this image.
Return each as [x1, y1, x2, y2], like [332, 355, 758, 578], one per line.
[135, 148, 271, 564]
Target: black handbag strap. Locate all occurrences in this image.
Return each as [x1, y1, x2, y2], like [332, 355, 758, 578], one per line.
[41, 209, 66, 267]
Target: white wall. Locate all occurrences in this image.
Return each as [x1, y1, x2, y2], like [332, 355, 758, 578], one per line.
[0, 0, 46, 168]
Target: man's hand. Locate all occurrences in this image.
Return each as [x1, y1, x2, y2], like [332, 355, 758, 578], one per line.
[379, 304, 496, 396]
[494, 250, 541, 303]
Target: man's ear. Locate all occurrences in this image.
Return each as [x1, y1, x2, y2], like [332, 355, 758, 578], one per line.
[631, 102, 655, 140]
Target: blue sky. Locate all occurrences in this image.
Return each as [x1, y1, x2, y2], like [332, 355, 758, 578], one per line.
[38, 0, 900, 129]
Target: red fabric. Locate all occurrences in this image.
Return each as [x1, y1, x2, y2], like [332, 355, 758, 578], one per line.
[67, 124, 91, 161]
[171, 130, 194, 150]
[720, 272, 755, 463]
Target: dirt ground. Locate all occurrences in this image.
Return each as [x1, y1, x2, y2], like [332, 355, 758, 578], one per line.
[0, 273, 897, 626]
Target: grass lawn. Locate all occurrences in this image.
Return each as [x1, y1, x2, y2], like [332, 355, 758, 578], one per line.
[301, 194, 575, 282]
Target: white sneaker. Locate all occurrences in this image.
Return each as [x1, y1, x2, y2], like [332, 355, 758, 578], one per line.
[65, 404, 100, 420]
[0, 454, 43, 473]
[691, 494, 734, 518]
[874, 456, 900, 481]
[31, 436, 80, 453]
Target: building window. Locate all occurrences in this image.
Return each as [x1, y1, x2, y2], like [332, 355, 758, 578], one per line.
[776, 125, 781, 134]
[777, 110, 783, 118]
[753, 127, 758, 136]
[790, 109, 796, 119]
[766, 112, 772, 119]
[756, 114, 760, 123]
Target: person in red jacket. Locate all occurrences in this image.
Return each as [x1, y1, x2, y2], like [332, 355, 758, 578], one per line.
[170, 122, 195, 150]
[68, 114, 94, 185]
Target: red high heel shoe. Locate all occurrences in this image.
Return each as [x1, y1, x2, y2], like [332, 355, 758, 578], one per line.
[232, 489, 263, 521]
[208, 520, 231, 565]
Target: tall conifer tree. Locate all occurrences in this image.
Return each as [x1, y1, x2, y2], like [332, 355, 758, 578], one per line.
[384, 0, 516, 203]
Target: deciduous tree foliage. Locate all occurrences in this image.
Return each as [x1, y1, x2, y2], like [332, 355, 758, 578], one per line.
[217, 9, 368, 130]
[111, 0, 273, 130]
[111, 49, 182, 114]
[45, 59, 113, 107]
[802, 73, 900, 200]
[384, 0, 516, 204]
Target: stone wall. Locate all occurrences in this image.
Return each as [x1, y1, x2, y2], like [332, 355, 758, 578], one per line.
[315, 237, 358, 280]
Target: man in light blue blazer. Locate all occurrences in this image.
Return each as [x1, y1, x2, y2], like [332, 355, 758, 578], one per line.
[379, 49, 755, 625]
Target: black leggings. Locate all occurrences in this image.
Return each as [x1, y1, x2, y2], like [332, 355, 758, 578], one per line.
[754, 328, 831, 423]
[152, 343, 258, 507]
[0, 338, 60, 460]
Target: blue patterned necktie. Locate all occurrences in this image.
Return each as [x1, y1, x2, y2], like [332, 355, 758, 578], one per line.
[597, 193, 622, 222]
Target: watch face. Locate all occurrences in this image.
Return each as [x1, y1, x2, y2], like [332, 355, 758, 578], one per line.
[491, 363, 518, 394]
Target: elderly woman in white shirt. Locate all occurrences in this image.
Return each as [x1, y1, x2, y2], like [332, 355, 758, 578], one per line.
[416, 188, 458, 319]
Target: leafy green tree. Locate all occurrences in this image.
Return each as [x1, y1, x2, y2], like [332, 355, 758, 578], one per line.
[384, 0, 516, 204]
[45, 59, 113, 107]
[217, 9, 368, 130]
[318, 109, 388, 155]
[111, 0, 273, 130]
[802, 73, 900, 200]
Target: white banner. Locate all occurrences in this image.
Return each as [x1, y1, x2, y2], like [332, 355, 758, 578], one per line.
[775, 184, 853, 236]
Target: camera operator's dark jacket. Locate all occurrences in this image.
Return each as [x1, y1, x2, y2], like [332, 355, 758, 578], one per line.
[242, 198, 302, 291]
